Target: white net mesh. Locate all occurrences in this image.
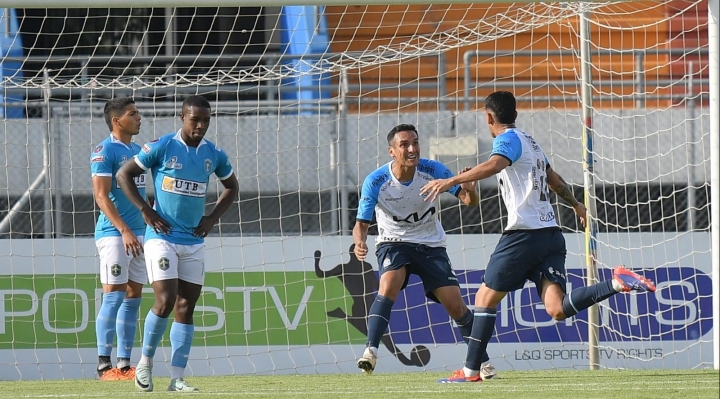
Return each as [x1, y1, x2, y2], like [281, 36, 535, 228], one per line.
[0, 1, 714, 380]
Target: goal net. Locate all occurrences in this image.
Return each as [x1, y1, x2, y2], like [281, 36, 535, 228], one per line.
[0, 1, 716, 380]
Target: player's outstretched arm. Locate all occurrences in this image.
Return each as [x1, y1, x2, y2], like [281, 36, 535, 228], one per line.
[194, 173, 239, 238]
[92, 175, 143, 257]
[546, 166, 586, 228]
[117, 160, 171, 234]
[352, 221, 370, 261]
[421, 155, 509, 202]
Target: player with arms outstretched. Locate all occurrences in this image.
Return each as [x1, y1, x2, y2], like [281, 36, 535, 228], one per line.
[91, 97, 146, 380]
[420, 91, 656, 383]
[354, 124, 497, 379]
[117, 95, 239, 392]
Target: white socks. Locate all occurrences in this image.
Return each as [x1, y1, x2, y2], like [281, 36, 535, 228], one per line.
[138, 355, 152, 367]
[171, 366, 185, 380]
[612, 278, 624, 292]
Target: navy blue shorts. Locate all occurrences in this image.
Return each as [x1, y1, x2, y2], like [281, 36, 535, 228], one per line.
[483, 227, 567, 296]
[375, 242, 460, 303]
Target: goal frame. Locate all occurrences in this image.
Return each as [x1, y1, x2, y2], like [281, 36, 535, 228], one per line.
[0, 0, 718, 373]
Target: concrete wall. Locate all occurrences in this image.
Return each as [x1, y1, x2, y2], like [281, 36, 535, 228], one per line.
[0, 108, 711, 196]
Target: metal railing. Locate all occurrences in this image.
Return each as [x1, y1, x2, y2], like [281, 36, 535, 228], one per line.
[463, 48, 710, 110]
[0, 48, 710, 115]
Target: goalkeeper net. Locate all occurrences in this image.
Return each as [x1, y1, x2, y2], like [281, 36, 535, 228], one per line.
[0, 1, 716, 380]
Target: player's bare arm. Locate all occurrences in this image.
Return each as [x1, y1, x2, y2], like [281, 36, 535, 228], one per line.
[546, 166, 587, 228]
[352, 221, 370, 261]
[194, 173, 239, 238]
[457, 166, 479, 207]
[421, 155, 510, 202]
[117, 160, 171, 234]
[92, 175, 143, 257]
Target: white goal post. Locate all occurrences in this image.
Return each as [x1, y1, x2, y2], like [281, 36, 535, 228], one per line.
[0, 0, 717, 380]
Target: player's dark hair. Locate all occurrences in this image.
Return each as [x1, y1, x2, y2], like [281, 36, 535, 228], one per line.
[484, 91, 517, 124]
[387, 124, 418, 146]
[182, 95, 211, 113]
[103, 97, 135, 131]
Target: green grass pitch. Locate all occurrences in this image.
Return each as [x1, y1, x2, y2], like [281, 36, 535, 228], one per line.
[1, 370, 718, 398]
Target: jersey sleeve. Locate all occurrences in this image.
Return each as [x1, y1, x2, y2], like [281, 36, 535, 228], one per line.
[135, 139, 163, 170]
[428, 160, 462, 197]
[90, 144, 114, 177]
[214, 148, 234, 180]
[356, 173, 381, 223]
[490, 133, 523, 165]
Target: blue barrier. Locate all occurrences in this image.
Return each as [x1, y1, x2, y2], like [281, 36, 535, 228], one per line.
[0, 9, 24, 119]
[279, 6, 331, 112]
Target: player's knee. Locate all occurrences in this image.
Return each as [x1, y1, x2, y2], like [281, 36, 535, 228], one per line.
[125, 280, 144, 298]
[377, 287, 400, 302]
[377, 279, 402, 301]
[173, 299, 197, 323]
[443, 301, 468, 319]
[545, 303, 567, 321]
[153, 293, 177, 317]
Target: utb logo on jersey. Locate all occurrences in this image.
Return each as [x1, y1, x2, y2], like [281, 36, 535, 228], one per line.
[161, 176, 207, 197]
[116, 174, 146, 189]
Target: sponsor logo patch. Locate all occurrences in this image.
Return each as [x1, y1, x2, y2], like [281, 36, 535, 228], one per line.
[165, 156, 183, 169]
[161, 176, 207, 197]
[142, 139, 159, 154]
[91, 156, 104, 163]
[93, 145, 103, 153]
[110, 264, 122, 277]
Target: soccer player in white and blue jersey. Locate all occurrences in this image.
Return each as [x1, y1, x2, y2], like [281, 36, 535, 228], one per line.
[117, 95, 239, 392]
[421, 91, 657, 383]
[91, 97, 146, 380]
[353, 124, 497, 379]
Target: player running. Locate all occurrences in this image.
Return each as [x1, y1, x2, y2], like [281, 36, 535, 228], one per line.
[354, 123, 497, 379]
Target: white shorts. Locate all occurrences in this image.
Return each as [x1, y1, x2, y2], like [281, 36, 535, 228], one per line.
[144, 239, 205, 285]
[96, 236, 147, 285]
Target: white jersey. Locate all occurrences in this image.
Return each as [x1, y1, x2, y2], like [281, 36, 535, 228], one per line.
[356, 159, 462, 247]
[490, 128, 558, 230]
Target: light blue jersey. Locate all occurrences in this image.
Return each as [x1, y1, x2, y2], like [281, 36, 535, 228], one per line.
[91, 135, 147, 240]
[356, 159, 461, 247]
[135, 131, 234, 245]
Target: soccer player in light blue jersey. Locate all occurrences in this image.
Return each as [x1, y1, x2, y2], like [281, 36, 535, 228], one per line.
[91, 97, 146, 381]
[353, 124, 497, 379]
[421, 91, 656, 383]
[117, 95, 239, 392]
